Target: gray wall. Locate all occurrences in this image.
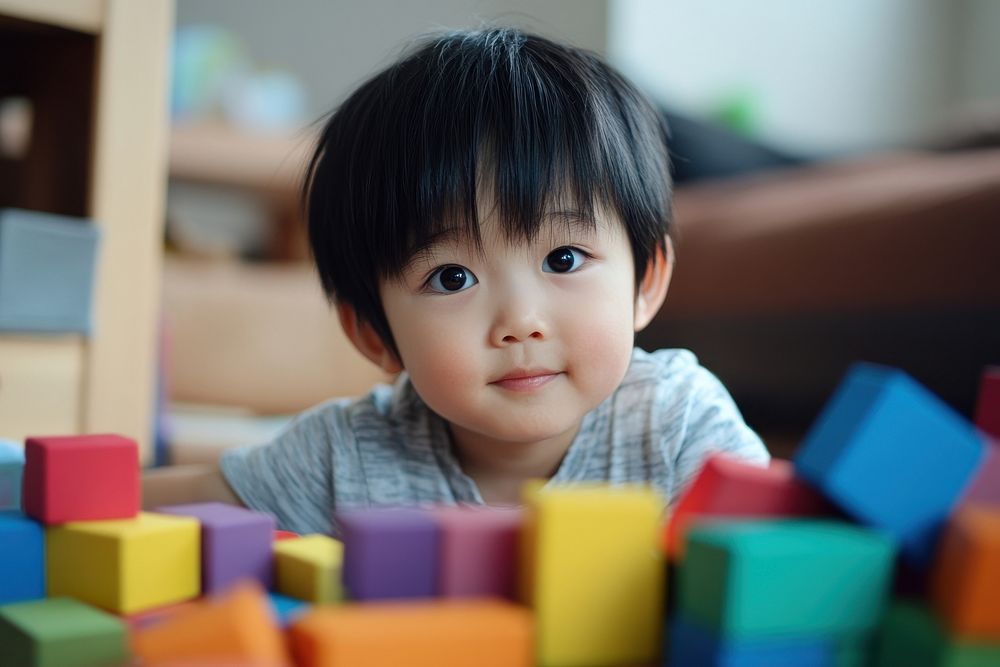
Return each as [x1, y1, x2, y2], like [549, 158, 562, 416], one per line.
[176, 0, 609, 120]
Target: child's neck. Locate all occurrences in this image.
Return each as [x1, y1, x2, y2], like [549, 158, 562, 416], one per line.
[448, 423, 578, 505]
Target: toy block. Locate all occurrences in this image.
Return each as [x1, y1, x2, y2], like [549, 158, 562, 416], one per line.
[519, 483, 665, 667]
[274, 529, 299, 541]
[47, 511, 200, 614]
[960, 442, 1000, 508]
[337, 507, 439, 601]
[22, 434, 139, 525]
[876, 601, 1000, 666]
[665, 455, 829, 560]
[0, 510, 45, 604]
[794, 363, 985, 568]
[272, 533, 343, 604]
[156, 502, 275, 594]
[0, 596, 128, 667]
[974, 366, 1000, 440]
[433, 504, 521, 599]
[679, 519, 895, 640]
[288, 599, 533, 667]
[0, 440, 24, 510]
[268, 592, 310, 628]
[132, 581, 291, 666]
[930, 505, 1000, 639]
[668, 615, 835, 666]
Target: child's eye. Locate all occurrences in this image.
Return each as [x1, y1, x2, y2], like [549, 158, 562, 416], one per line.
[426, 265, 478, 293]
[542, 246, 587, 273]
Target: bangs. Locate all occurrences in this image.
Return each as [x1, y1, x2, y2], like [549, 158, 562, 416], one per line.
[366, 30, 670, 279]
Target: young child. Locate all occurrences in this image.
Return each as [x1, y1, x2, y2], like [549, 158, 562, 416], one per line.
[146, 27, 768, 535]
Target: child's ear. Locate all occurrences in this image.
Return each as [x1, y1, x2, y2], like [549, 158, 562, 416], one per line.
[336, 302, 403, 374]
[634, 236, 674, 332]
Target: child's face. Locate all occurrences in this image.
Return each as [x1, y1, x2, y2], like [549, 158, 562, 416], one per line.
[379, 204, 645, 451]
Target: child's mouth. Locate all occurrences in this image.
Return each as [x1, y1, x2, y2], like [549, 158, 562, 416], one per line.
[490, 370, 562, 392]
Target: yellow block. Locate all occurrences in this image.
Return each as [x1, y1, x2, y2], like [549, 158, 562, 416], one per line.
[47, 511, 200, 614]
[520, 483, 666, 666]
[273, 534, 343, 603]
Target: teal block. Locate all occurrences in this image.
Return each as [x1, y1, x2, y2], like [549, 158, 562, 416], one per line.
[0, 597, 128, 667]
[795, 363, 985, 568]
[876, 602, 1000, 667]
[0, 441, 23, 510]
[679, 520, 895, 640]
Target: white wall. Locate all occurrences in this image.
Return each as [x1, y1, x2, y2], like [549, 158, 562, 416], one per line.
[608, 0, 997, 155]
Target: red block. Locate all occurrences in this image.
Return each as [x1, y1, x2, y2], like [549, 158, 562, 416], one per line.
[433, 505, 522, 599]
[975, 367, 1000, 440]
[22, 434, 139, 525]
[274, 530, 300, 541]
[664, 455, 829, 560]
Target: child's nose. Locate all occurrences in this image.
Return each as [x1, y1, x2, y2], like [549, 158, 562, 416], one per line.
[489, 289, 548, 347]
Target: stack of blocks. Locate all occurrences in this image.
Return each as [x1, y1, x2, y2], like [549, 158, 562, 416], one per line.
[0, 362, 998, 666]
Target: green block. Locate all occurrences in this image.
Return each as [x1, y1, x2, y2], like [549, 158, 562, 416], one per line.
[876, 602, 1000, 667]
[837, 637, 875, 667]
[679, 519, 896, 639]
[0, 597, 128, 667]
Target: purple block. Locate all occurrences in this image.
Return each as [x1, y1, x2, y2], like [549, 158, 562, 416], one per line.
[156, 502, 275, 594]
[434, 505, 521, 599]
[337, 507, 439, 601]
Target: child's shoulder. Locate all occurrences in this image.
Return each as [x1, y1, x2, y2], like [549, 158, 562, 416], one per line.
[623, 347, 701, 386]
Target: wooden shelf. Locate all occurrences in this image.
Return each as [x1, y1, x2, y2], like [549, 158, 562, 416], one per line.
[0, 0, 103, 34]
[170, 122, 314, 192]
[0, 0, 174, 463]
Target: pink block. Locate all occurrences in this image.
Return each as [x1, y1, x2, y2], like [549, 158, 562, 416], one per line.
[975, 367, 1000, 440]
[665, 454, 830, 560]
[433, 505, 522, 599]
[960, 440, 1000, 508]
[22, 434, 139, 525]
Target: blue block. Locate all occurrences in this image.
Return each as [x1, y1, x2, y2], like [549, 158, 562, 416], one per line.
[0, 441, 24, 510]
[267, 592, 309, 627]
[0, 511, 45, 604]
[795, 363, 985, 567]
[667, 616, 834, 667]
[0, 208, 100, 333]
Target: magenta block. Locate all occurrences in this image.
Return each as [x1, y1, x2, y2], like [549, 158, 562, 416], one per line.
[337, 507, 439, 601]
[433, 505, 521, 599]
[155, 502, 275, 594]
[975, 367, 1000, 440]
[960, 441, 1000, 508]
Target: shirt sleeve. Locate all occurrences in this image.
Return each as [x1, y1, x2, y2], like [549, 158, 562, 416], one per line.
[669, 358, 771, 496]
[219, 401, 343, 535]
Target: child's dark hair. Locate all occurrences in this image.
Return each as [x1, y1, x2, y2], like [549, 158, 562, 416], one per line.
[303, 27, 672, 357]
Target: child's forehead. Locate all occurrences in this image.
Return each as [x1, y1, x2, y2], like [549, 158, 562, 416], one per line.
[420, 205, 620, 252]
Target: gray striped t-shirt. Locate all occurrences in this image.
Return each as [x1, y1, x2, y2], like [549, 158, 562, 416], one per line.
[220, 347, 769, 536]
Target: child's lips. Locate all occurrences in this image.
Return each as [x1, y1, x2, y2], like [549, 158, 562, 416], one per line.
[490, 370, 562, 392]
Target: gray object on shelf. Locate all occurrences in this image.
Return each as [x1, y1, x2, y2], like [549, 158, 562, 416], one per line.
[0, 208, 101, 334]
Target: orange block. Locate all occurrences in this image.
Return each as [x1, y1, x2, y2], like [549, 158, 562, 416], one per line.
[931, 505, 1000, 640]
[131, 581, 291, 666]
[288, 599, 533, 667]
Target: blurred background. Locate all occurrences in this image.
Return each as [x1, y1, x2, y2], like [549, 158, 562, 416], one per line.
[1, 0, 998, 466]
